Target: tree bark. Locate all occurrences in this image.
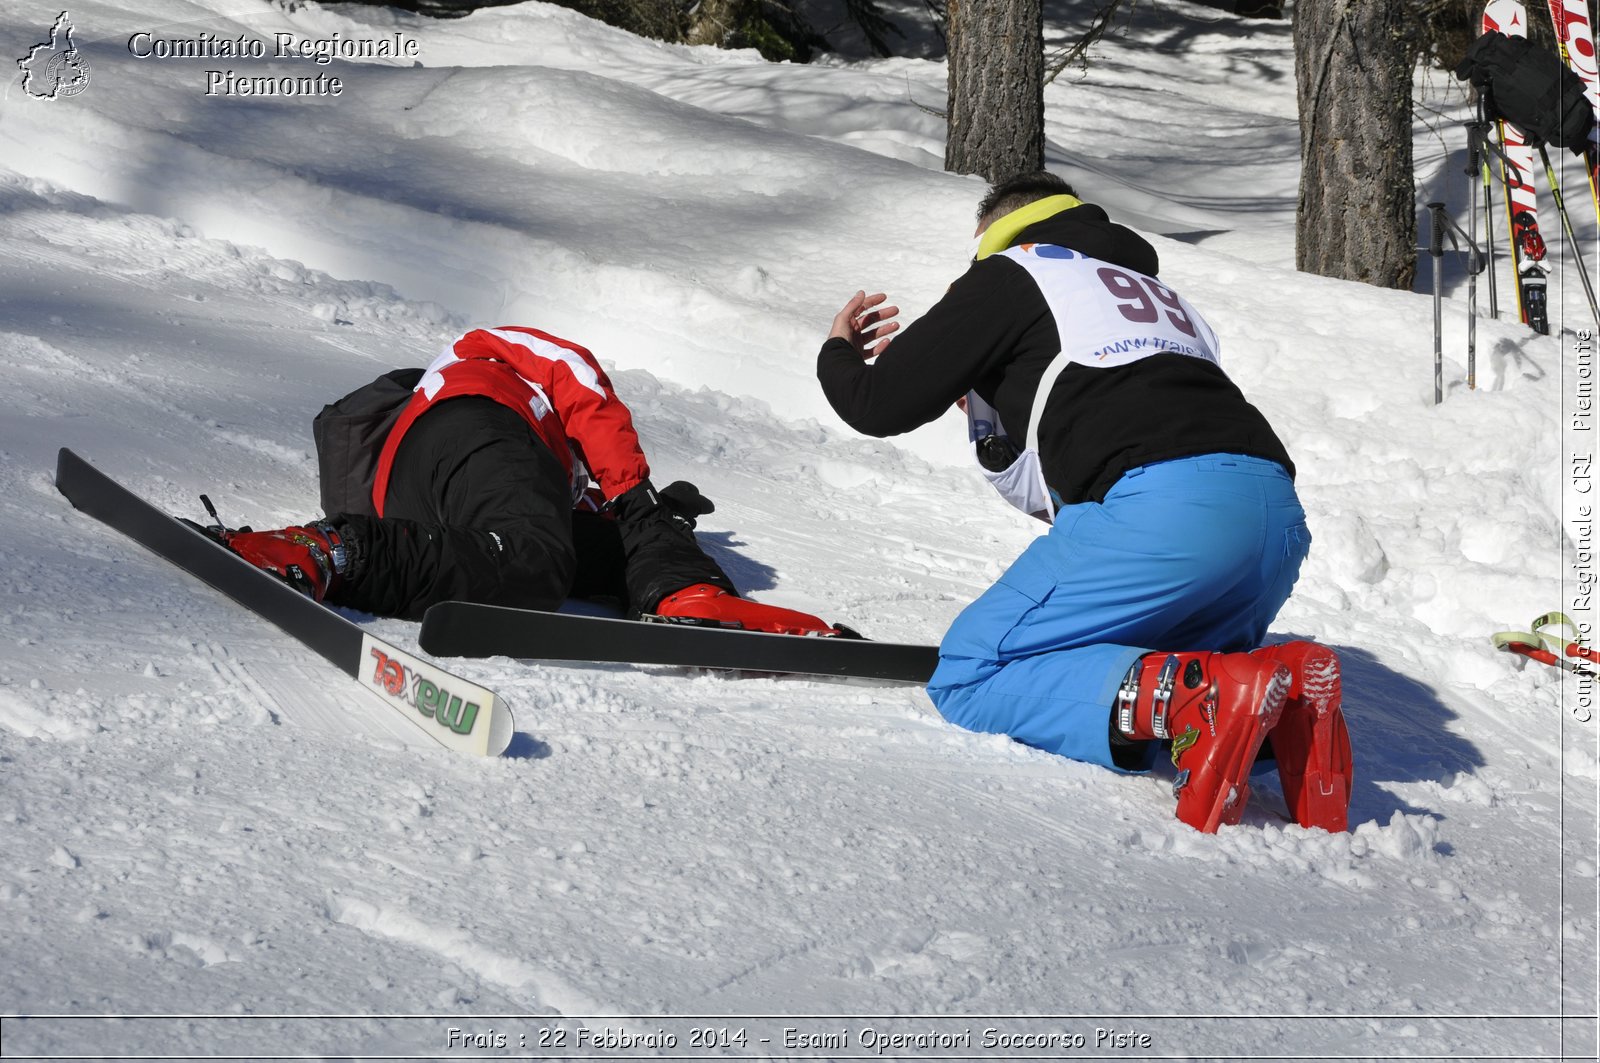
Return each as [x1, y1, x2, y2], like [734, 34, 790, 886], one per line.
[1294, 0, 1417, 289]
[945, 0, 1045, 181]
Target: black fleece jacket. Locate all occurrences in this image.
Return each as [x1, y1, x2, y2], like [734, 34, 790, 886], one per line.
[817, 204, 1294, 506]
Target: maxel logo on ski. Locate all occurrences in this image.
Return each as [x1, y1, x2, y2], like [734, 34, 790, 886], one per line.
[369, 646, 482, 736]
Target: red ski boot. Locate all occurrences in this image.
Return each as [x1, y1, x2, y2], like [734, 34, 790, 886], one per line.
[1117, 651, 1292, 833]
[221, 521, 348, 602]
[652, 583, 845, 636]
[1253, 641, 1352, 832]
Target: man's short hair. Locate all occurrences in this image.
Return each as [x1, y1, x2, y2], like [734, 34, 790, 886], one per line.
[977, 171, 1079, 224]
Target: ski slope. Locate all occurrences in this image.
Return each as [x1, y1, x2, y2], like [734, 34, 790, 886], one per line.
[0, 0, 1596, 1058]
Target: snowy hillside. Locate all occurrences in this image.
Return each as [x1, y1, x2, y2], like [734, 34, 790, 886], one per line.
[1, 0, 1596, 1058]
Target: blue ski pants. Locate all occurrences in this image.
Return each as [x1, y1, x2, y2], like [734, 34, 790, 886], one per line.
[926, 454, 1311, 771]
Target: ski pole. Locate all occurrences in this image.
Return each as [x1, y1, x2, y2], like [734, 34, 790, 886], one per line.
[1458, 132, 1480, 389]
[1472, 122, 1497, 320]
[1465, 114, 1491, 342]
[1424, 202, 1486, 402]
[1467, 114, 1499, 324]
[1538, 142, 1600, 329]
[1428, 202, 1446, 405]
[1492, 612, 1600, 677]
[1465, 210, 1478, 391]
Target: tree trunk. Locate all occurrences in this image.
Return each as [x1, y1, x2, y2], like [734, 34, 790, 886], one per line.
[1294, 0, 1417, 289]
[945, 0, 1044, 181]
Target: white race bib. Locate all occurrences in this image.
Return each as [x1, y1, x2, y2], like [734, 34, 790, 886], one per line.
[966, 247, 1222, 521]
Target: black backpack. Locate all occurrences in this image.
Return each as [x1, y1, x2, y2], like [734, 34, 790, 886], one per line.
[311, 367, 424, 518]
[1457, 30, 1596, 150]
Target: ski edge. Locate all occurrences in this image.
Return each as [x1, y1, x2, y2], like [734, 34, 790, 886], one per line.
[54, 448, 514, 757]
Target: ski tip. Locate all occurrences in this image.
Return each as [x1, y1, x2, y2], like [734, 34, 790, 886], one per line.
[54, 447, 82, 483]
[486, 697, 516, 757]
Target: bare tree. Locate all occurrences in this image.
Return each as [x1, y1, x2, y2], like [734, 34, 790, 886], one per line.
[1294, 0, 1419, 289]
[945, 0, 1044, 181]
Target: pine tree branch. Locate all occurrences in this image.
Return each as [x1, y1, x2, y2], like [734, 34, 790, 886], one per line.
[1043, 0, 1139, 85]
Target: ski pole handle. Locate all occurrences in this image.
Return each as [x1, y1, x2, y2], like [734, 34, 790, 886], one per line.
[1428, 202, 1447, 259]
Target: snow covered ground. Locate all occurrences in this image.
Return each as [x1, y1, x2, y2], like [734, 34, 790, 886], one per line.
[0, 0, 1596, 1058]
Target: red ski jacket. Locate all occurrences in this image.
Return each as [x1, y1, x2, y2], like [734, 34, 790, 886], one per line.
[372, 326, 649, 517]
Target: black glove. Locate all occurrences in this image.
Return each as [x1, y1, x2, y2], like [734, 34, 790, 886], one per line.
[610, 479, 716, 529]
[608, 479, 661, 523]
[1456, 30, 1596, 152]
[658, 480, 715, 529]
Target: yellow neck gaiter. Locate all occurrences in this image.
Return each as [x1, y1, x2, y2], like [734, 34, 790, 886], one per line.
[974, 194, 1084, 261]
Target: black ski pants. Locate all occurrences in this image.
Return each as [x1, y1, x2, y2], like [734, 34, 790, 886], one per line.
[330, 397, 727, 620]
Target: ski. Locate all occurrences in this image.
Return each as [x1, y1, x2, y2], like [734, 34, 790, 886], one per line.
[419, 601, 941, 683]
[1543, 0, 1600, 214]
[1485, 0, 1553, 334]
[54, 449, 516, 756]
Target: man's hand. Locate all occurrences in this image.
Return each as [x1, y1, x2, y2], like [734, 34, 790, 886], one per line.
[829, 290, 900, 360]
